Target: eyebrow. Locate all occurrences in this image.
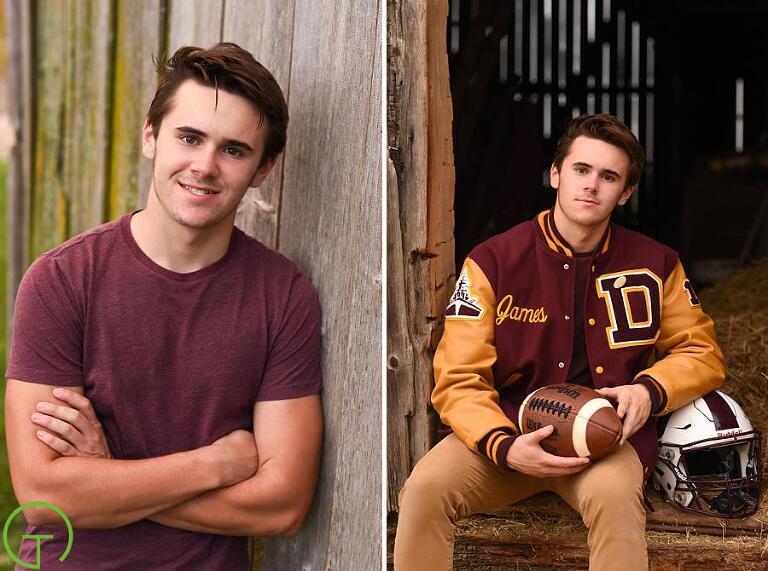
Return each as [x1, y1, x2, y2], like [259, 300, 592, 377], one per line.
[174, 126, 254, 153]
[572, 161, 621, 179]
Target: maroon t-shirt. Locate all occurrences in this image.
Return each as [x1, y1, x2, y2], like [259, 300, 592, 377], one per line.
[6, 212, 322, 570]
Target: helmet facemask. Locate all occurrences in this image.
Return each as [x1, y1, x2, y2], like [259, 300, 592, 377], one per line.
[661, 434, 763, 516]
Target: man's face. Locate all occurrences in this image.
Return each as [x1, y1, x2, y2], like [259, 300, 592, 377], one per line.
[550, 135, 635, 229]
[142, 80, 274, 231]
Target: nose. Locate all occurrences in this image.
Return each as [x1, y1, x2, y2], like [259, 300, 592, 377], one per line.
[190, 146, 220, 179]
[583, 173, 599, 192]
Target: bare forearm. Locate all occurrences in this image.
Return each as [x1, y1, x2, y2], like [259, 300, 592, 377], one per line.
[148, 468, 307, 537]
[25, 448, 221, 529]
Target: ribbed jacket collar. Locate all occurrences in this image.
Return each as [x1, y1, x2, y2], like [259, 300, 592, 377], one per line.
[534, 208, 612, 258]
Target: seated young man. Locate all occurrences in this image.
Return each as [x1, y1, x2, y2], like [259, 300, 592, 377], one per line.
[5, 43, 322, 570]
[394, 114, 725, 571]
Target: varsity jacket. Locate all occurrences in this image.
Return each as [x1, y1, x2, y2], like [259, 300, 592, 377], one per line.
[432, 209, 726, 480]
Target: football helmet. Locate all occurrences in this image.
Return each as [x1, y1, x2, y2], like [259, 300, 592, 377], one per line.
[653, 390, 763, 517]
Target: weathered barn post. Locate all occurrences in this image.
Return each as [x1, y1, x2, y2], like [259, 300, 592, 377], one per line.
[387, 0, 455, 510]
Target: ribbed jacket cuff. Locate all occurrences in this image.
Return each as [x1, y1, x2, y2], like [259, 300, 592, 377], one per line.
[478, 429, 520, 469]
[633, 375, 667, 415]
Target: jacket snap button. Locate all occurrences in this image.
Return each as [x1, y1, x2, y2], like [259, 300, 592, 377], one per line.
[564, 315, 570, 320]
[558, 362, 565, 369]
[588, 318, 596, 326]
[563, 263, 570, 270]
[596, 366, 604, 374]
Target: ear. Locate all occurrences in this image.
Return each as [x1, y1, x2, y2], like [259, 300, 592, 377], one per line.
[617, 185, 636, 206]
[549, 163, 560, 189]
[142, 119, 156, 160]
[249, 156, 278, 188]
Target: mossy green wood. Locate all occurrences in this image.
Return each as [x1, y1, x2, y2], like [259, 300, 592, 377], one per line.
[63, 0, 113, 240]
[32, 1, 68, 258]
[109, 0, 163, 218]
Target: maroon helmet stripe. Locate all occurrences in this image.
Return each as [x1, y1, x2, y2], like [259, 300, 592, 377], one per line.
[702, 392, 739, 430]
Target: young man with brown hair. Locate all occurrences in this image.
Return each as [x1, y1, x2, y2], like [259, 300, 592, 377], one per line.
[5, 43, 322, 570]
[394, 114, 725, 570]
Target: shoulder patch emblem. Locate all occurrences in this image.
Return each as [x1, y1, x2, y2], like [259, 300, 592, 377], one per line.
[445, 269, 485, 319]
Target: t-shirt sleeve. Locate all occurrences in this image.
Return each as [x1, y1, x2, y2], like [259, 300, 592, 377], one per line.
[5, 256, 85, 387]
[256, 271, 322, 401]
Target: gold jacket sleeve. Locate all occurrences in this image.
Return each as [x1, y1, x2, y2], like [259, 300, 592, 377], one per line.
[432, 258, 517, 452]
[634, 260, 726, 413]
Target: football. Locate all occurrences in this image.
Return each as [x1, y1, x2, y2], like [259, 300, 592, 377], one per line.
[518, 384, 622, 460]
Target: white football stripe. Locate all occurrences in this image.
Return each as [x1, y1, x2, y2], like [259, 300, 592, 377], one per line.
[519, 389, 539, 432]
[572, 398, 614, 457]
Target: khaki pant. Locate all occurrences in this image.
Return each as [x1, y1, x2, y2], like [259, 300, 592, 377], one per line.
[394, 434, 648, 571]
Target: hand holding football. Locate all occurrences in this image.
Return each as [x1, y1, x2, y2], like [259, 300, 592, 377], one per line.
[518, 384, 622, 460]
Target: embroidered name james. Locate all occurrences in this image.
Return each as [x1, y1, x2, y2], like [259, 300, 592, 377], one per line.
[496, 295, 548, 325]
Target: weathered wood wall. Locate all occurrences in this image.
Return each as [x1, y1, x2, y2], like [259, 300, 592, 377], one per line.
[387, 0, 455, 511]
[6, 0, 381, 568]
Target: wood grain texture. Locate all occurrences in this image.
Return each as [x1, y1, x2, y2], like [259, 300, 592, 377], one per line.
[260, 1, 382, 569]
[386, 0, 431, 513]
[5, 0, 34, 320]
[31, 0, 69, 256]
[386, 155, 416, 511]
[224, 0, 295, 250]
[64, 0, 113, 236]
[387, 0, 456, 509]
[110, 0, 163, 216]
[167, 0, 223, 53]
[426, 0, 456, 341]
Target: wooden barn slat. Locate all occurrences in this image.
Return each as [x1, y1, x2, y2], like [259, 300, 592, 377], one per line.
[167, 0, 223, 53]
[386, 0, 431, 512]
[224, 0, 295, 250]
[5, 0, 34, 320]
[109, 0, 164, 217]
[386, 154, 415, 511]
[386, 0, 456, 511]
[426, 0, 456, 345]
[260, 1, 382, 569]
[63, 0, 113, 236]
[31, 0, 69, 256]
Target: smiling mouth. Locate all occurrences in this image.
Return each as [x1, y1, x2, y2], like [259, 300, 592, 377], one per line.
[180, 182, 219, 196]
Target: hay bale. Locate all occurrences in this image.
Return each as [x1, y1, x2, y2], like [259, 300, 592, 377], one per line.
[699, 259, 768, 433]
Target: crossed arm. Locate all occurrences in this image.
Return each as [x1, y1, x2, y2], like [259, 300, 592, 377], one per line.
[5, 379, 322, 536]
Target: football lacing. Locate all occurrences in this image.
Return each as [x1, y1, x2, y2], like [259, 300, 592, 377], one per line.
[529, 397, 572, 418]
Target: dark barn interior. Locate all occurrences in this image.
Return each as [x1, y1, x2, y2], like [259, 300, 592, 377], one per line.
[449, 0, 768, 287]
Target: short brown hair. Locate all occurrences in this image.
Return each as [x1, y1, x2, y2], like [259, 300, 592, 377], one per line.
[552, 114, 646, 188]
[146, 43, 288, 164]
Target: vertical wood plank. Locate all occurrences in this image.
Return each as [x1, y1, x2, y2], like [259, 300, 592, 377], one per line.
[167, 0, 223, 53]
[426, 0, 456, 342]
[386, 0, 456, 509]
[386, 0, 434, 510]
[261, 1, 382, 569]
[386, 155, 416, 511]
[64, 0, 113, 235]
[223, 0, 295, 250]
[110, 0, 163, 217]
[5, 0, 33, 322]
[31, 0, 68, 257]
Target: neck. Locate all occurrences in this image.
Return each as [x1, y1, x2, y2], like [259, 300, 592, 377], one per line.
[552, 201, 609, 254]
[130, 189, 235, 273]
